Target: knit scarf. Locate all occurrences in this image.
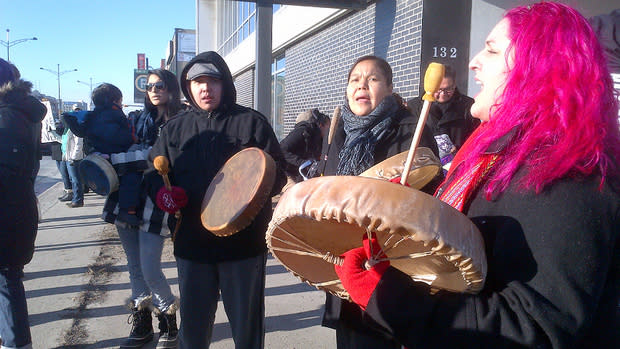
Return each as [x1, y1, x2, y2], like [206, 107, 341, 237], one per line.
[337, 95, 399, 176]
[437, 124, 500, 212]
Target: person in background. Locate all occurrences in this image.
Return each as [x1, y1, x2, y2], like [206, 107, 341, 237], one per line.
[148, 51, 286, 349]
[589, 8, 620, 122]
[319, 55, 439, 349]
[407, 64, 479, 170]
[335, 3, 620, 348]
[103, 69, 184, 348]
[63, 83, 139, 225]
[0, 58, 47, 349]
[40, 100, 72, 202]
[60, 104, 85, 208]
[280, 108, 330, 185]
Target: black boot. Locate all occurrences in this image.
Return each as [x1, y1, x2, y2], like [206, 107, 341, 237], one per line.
[120, 304, 154, 348]
[155, 305, 178, 348]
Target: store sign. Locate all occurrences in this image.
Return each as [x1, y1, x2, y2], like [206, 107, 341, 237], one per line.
[137, 53, 146, 70]
[134, 69, 148, 103]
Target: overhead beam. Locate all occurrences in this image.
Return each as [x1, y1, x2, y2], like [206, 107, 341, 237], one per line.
[230, 0, 372, 10]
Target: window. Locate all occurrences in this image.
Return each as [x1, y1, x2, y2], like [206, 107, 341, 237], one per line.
[271, 55, 286, 140]
[218, 1, 257, 56]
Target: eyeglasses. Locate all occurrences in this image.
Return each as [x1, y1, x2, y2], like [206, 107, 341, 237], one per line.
[437, 87, 455, 95]
[146, 81, 166, 92]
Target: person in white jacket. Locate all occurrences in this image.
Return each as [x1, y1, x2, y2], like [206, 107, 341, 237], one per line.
[61, 105, 86, 207]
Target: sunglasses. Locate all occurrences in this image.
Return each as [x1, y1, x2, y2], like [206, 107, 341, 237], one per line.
[146, 81, 166, 92]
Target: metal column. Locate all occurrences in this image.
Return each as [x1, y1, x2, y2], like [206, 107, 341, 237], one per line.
[254, 1, 273, 118]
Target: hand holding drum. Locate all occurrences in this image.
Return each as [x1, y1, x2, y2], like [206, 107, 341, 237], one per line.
[266, 63, 486, 301]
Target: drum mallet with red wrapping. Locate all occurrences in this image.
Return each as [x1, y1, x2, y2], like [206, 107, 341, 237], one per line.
[153, 155, 186, 241]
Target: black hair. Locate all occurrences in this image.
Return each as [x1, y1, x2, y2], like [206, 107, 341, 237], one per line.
[91, 83, 122, 109]
[443, 64, 456, 81]
[347, 55, 393, 86]
[145, 69, 183, 119]
[310, 108, 330, 126]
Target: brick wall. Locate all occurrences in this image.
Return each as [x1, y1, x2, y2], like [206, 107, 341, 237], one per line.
[283, 0, 423, 134]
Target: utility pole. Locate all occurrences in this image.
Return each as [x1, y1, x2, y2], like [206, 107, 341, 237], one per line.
[0, 29, 37, 61]
[40, 64, 78, 114]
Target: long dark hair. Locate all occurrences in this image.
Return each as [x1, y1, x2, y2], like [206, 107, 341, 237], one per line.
[145, 69, 183, 119]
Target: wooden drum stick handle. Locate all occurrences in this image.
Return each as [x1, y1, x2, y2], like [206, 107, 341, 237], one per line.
[328, 106, 341, 145]
[154, 155, 172, 190]
[401, 63, 445, 185]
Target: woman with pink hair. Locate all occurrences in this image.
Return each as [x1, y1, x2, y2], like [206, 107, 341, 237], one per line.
[334, 2, 620, 348]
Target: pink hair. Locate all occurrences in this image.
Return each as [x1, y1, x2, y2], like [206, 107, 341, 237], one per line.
[458, 2, 620, 196]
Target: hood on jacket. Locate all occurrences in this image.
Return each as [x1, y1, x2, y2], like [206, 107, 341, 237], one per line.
[0, 79, 46, 123]
[180, 51, 237, 112]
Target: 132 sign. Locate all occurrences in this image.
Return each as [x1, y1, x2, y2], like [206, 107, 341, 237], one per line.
[432, 46, 458, 58]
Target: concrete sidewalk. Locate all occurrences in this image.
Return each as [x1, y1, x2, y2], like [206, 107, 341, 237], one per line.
[26, 181, 335, 348]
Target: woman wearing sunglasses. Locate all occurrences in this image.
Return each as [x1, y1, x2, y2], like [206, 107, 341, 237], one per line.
[104, 69, 185, 348]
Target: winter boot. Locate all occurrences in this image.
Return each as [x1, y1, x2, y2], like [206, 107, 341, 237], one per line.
[120, 300, 154, 348]
[154, 303, 178, 348]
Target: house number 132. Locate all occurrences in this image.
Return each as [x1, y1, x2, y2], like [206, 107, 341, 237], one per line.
[432, 46, 457, 58]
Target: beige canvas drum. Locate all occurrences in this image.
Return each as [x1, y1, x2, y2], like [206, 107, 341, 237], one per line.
[359, 147, 440, 189]
[79, 153, 119, 196]
[266, 176, 487, 300]
[201, 147, 276, 237]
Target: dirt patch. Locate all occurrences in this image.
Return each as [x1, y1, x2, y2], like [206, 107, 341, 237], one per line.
[59, 224, 122, 348]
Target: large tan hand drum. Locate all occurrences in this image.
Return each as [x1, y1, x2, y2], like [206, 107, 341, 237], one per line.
[201, 147, 276, 237]
[267, 176, 486, 300]
[360, 147, 440, 189]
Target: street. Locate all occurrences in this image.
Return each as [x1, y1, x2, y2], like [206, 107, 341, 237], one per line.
[26, 157, 334, 348]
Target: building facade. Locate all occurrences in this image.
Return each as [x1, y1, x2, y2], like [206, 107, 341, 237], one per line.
[196, 0, 618, 139]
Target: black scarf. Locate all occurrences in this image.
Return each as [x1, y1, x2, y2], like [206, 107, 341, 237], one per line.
[337, 95, 399, 175]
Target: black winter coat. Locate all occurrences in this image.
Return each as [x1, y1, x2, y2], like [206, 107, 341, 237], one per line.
[320, 105, 441, 336]
[149, 51, 286, 263]
[365, 170, 620, 348]
[0, 80, 46, 267]
[408, 91, 479, 151]
[280, 120, 323, 181]
[63, 105, 134, 155]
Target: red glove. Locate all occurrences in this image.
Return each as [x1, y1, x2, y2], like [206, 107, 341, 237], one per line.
[156, 186, 188, 214]
[334, 234, 390, 310]
[389, 176, 410, 187]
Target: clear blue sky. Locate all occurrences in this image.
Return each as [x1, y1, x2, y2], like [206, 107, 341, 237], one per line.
[0, 0, 195, 107]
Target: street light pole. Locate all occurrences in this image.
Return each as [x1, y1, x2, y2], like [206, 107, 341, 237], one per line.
[77, 78, 95, 110]
[0, 29, 37, 61]
[40, 64, 78, 114]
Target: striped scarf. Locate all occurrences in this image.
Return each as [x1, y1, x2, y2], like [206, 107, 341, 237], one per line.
[437, 154, 499, 212]
[437, 123, 501, 212]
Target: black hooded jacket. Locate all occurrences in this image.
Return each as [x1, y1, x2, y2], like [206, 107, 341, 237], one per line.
[148, 51, 286, 263]
[0, 79, 46, 267]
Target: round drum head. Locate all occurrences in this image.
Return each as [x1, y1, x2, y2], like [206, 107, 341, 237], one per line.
[201, 147, 276, 237]
[267, 176, 486, 299]
[79, 154, 119, 196]
[360, 147, 440, 189]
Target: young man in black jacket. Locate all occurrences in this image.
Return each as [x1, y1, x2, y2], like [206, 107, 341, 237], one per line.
[148, 51, 286, 349]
